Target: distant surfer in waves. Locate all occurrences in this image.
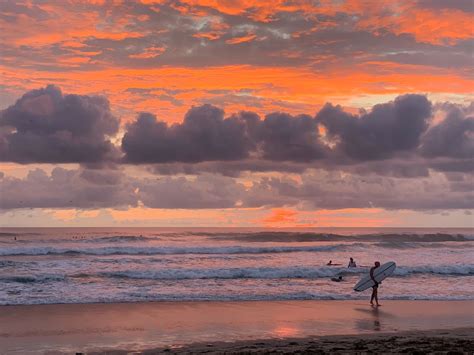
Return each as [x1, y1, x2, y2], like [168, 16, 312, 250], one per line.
[348, 257, 357, 268]
[370, 261, 381, 306]
[331, 275, 343, 282]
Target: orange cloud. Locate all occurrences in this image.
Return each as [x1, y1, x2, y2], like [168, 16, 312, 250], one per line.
[226, 34, 257, 44]
[353, 2, 474, 44]
[177, 0, 339, 22]
[2, 62, 473, 127]
[258, 207, 392, 228]
[193, 32, 222, 40]
[129, 46, 166, 59]
[260, 208, 317, 228]
[176, 0, 472, 44]
[262, 208, 298, 224]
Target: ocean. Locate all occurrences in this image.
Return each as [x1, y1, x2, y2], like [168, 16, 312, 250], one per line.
[0, 227, 473, 305]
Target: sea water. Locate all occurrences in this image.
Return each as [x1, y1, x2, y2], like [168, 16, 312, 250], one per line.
[0, 227, 472, 305]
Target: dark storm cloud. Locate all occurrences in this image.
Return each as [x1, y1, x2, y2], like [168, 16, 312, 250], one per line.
[122, 95, 473, 171]
[122, 106, 329, 163]
[2, 86, 472, 177]
[420, 105, 474, 158]
[122, 105, 257, 163]
[258, 112, 327, 162]
[0, 168, 137, 209]
[317, 94, 432, 160]
[0, 85, 119, 163]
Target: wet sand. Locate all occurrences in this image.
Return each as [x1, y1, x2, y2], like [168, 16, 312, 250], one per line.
[0, 300, 473, 353]
[124, 328, 474, 354]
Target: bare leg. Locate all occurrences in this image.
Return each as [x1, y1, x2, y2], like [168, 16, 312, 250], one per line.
[370, 288, 375, 305]
[374, 288, 380, 306]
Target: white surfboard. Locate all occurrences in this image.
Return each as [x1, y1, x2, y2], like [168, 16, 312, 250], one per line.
[353, 261, 396, 292]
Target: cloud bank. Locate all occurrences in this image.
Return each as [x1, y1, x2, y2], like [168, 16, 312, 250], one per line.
[1, 86, 472, 212]
[1, 87, 473, 176]
[1, 167, 472, 211]
[0, 85, 119, 164]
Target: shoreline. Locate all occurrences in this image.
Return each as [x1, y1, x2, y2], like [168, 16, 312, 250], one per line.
[2, 296, 473, 307]
[1, 300, 473, 353]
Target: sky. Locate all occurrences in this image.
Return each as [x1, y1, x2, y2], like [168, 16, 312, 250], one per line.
[0, 0, 473, 228]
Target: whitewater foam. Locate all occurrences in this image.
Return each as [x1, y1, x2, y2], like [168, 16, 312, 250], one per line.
[0, 244, 342, 256]
[1, 227, 473, 305]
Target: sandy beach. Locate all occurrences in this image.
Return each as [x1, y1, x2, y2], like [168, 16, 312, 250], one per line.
[120, 328, 474, 354]
[1, 300, 473, 353]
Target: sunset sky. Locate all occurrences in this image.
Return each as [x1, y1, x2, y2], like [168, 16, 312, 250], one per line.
[0, 0, 473, 227]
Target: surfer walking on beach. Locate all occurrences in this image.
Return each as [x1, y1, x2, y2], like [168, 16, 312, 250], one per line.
[370, 261, 381, 306]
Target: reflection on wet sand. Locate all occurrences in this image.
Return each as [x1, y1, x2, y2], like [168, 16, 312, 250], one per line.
[272, 325, 300, 338]
[0, 300, 472, 353]
[354, 306, 396, 332]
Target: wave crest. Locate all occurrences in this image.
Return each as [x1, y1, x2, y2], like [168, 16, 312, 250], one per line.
[98, 264, 474, 281]
[0, 244, 341, 256]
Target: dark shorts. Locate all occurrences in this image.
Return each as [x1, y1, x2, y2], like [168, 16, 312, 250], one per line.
[372, 284, 378, 289]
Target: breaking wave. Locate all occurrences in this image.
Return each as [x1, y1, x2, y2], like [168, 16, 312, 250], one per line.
[3, 232, 471, 245]
[0, 244, 342, 256]
[209, 232, 471, 243]
[85, 235, 160, 243]
[100, 264, 474, 281]
[5, 265, 472, 285]
[2, 238, 472, 256]
[0, 275, 66, 283]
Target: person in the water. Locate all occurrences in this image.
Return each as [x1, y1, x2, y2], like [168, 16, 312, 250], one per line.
[370, 261, 381, 306]
[348, 257, 357, 268]
[331, 275, 343, 282]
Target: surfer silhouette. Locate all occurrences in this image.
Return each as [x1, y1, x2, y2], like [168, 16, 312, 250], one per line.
[331, 275, 343, 282]
[348, 257, 357, 268]
[370, 261, 381, 306]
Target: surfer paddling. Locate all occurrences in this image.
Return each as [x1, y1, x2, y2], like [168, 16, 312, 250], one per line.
[370, 261, 381, 306]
